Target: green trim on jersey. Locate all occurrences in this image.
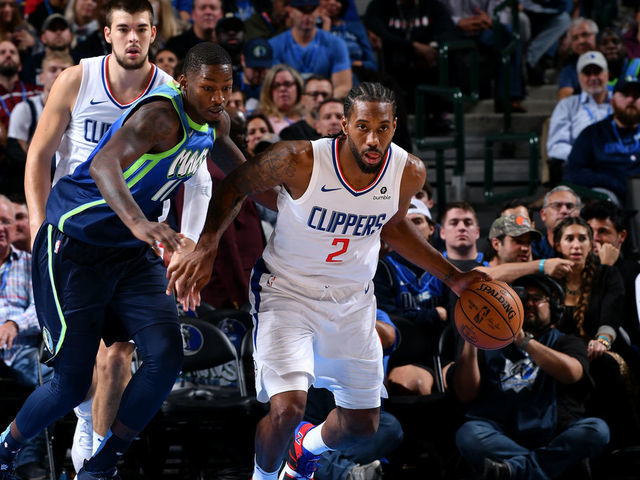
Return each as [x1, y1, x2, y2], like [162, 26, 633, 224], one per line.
[47, 224, 67, 360]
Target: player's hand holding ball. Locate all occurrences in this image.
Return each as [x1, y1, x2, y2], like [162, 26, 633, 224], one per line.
[455, 280, 524, 350]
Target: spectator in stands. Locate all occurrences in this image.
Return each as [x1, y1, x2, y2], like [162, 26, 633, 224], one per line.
[69, 7, 108, 59]
[244, 0, 290, 41]
[481, 214, 573, 282]
[166, 0, 223, 59]
[623, 4, 640, 59]
[0, 0, 37, 57]
[216, 14, 245, 73]
[64, 0, 101, 45]
[449, 0, 526, 113]
[150, 0, 181, 56]
[10, 195, 29, 252]
[374, 198, 444, 396]
[6, 51, 72, 196]
[257, 63, 304, 134]
[557, 17, 598, 100]
[246, 112, 274, 157]
[228, 86, 246, 113]
[269, 0, 351, 98]
[598, 27, 638, 92]
[567, 76, 640, 206]
[500, 197, 533, 224]
[21, 13, 73, 85]
[552, 216, 640, 448]
[363, 0, 458, 119]
[318, 0, 377, 80]
[521, 0, 570, 86]
[152, 47, 177, 77]
[269, 0, 353, 98]
[314, 97, 342, 137]
[453, 273, 610, 480]
[238, 37, 273, 114]
[27, 0, 67, 34]
[581, 200, 640, 345]
[0, 40, 39, 146]
[279, 74, 331, 140]
[531, 186, 581, 259]
[172, 0, 192, 24]
[547, 51, 611, 185]
[0, 194, 53, 480]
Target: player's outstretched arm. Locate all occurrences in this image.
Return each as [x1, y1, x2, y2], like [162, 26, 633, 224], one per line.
[166, 140, 313, 305]
[209, 110, 278, 211]
[24, 65, 80, 246]
[89, 99, 185, 254]
[381, 154, 490, 295]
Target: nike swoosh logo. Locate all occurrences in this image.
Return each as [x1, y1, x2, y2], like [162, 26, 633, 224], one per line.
[90, 99, 107, 105]
[321, 185, 341, 192]
[364, 285, 370, 294]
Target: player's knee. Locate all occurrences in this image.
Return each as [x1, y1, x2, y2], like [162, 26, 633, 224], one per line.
[342, 411, 379, 438]
[49, 370, 93, 409]
[269, 400, 305, 434]
[140, 325, 183, 377]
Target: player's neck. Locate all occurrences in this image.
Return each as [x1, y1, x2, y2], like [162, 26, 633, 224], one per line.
[0, 73, 18, 91]
[106, 54, 153, 104]
[337, 137, 381, 190]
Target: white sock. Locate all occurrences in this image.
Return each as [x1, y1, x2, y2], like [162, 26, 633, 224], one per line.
[92, 430, 105, 456]
[252, 458, 280, 480]
[74, 398, 93, 419]
[301, 422, 331, 455]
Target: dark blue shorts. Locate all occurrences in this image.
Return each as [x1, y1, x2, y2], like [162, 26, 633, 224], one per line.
[32, 224, 179, 362]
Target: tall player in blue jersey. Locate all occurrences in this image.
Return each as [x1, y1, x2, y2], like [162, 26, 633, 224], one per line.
[0, 42, 238, 480]
[167, 83, 490, 480]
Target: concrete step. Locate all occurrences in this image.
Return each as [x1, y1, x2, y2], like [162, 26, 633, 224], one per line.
[527, 84, 558, 102]
[416, 137, 538, 160]
[464, 112, 548, 136]
[470, 98, 555, 115]
[422, 158, 538, 184]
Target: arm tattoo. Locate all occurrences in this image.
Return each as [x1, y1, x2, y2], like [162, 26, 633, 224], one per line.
[234, 143, 299, 194]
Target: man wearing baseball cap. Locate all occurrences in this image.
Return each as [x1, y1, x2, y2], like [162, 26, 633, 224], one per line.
[488, 215, 542, 266]
[269, 0, 353, 98]
[478, 215, 573, 281]
[239, 37, 274, 113]
[568, 74, 640, 205]
[547, 51, 611, 185]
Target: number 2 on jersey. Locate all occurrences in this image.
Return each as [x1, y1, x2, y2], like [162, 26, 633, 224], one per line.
[326, 238, 350, 263]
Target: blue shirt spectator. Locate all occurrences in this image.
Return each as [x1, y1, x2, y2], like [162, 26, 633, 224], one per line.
[269, 0, 352, 98]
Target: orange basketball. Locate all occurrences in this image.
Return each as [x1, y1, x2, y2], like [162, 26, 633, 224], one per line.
[455, 280, 524, 350]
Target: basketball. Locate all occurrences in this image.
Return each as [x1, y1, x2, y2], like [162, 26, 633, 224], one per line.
[455, 280, 524, 350]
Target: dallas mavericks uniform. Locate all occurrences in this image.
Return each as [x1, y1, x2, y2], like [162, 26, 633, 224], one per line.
[249, 137, 408, 409]
[52, 55, 210, 243]
[34, 82, 214, 360]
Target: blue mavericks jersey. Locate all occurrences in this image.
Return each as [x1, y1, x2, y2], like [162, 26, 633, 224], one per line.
[46, 82, 214, 247]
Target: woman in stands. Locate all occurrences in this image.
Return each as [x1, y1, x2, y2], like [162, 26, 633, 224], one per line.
[553, 216, 640, 449]
[258, 63, 304, 135]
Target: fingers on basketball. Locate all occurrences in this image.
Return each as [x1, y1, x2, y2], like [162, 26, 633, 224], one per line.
[455, 280, 524, 350]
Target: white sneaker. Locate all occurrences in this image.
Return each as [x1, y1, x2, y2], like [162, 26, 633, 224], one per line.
[71, 407, 93, 473]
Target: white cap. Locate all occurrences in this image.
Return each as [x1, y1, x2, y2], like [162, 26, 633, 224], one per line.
[577, 51, 608, 74]
[408, 197, 433, 222]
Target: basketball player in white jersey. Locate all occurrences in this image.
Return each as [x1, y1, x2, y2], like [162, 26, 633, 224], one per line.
[167, 82, 489, 480]
[25, 0, 214, 472]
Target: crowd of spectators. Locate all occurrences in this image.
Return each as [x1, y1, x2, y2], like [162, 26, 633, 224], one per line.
[1, 0, 640, 479]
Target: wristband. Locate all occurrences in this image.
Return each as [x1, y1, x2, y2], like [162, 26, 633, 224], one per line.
[538, 259, 546, 273]
[517, 332, 534, 350]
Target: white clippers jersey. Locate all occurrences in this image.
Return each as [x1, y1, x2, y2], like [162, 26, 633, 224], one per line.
[263, 137, 408, 287]
[53, 55, 174, 185]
